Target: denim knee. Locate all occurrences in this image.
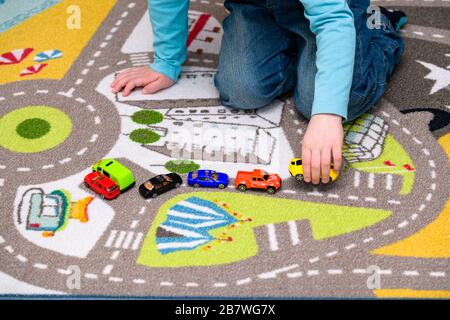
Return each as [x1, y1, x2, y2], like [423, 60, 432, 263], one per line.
[214, 71, 277, 110]
[293, 83, 314, 120]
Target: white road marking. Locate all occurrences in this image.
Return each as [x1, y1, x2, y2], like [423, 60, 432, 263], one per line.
[104, 230, 117, 247]
[102, 264, 114, 275]
[13, 91, 25, 96]
[353, 171, 360, 188]
[307, 270, 319, 276]
[90, 134, 99, 143]
[327, 193, 339, 199]
[94, 116, 101, 124]
[213, 283, 227, 287]
[76, 148, 88, 156]
[287, 272, 303, 278]
[33, 263, 48, 270]
[160, 282, 174, 287]
[368, 173, 375, 189]
[403, 271, 419, 276]
[382, 229, 394, 236]
[429, 272, 446, 277]
[85, 273, 98, 279]
[59, 157, 72, 164]
[327, 269, 343, 275]
[131, 232, 144, 250]
[236, 278, 252, 285]
[75, 78, 83, 85]
[133, 279, 146, 284]
[130, 220, 139, 229]
[122, 231, 135, 249]
[288, 221, 300, 246]
[326, 251, 338, 257]
[110, 250, 120, 261]
[109, 277, 123, 283]
[185, 282, 199, 287]
[86, 60, 95, 66]
[16, 255, 28, 263]
[267, 224, 279, 251]
[114, 231, 127, 248]
[17, 167, 31, 172]
[345, 243, 357, 250]
[93, 51, 102, 57]
[42, 164, 54, 170]
[36, 89, 48, 94]
[363, 237, 374, 243]
[386, 174, 393, 190]
[259, 265, 299, 279]
[309, 257, 320, 263]
[398, 221, 409, 228]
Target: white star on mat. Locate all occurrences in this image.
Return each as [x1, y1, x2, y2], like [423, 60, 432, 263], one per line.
[416, 60, 450, 94]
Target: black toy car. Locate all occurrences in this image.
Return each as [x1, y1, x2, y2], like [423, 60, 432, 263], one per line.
[138, 173, 182, 198]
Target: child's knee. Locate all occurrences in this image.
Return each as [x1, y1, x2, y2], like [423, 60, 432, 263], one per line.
[214, 72, 275, 109]
[293, 88, 314, 119]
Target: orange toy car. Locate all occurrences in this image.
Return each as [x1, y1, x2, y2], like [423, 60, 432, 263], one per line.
[235, 169, 282, 194]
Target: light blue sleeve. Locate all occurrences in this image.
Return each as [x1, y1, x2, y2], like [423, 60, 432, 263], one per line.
[301, 0, 356, 120]
[148, 0, 189, 81]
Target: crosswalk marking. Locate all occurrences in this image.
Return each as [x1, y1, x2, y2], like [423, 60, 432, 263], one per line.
[131, 232, 144, 250]
[114, 231, 127, 248]
[368, 173, 375, 189]
[288, 221, 300, 246]
[353, 171, 360, 188]
[122, 231, 135, 249]
[267, 224, 279, 251]
[105, 230, 144, 250]
[386, 174, 393, 190]
[104, 230, 117, 248]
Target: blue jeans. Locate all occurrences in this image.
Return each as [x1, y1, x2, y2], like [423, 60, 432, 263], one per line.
[214, 0, 405, 122]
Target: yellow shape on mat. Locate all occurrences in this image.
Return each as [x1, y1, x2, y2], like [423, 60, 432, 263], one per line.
[71, 196, 94, 223]
[374, 289, 450, 299]
[0, 0, 116, 85]
[372, 133, 450, 258]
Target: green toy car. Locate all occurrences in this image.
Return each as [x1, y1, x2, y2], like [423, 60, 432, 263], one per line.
[92, 159, 135, 191]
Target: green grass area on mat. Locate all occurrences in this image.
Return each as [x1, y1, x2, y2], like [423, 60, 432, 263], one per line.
[351, 134, 415, 195]
[131, 110, 163, 125]
[137, 192, 391, 267]
[129, 128, 160, 144]
[0, 106, 72, 153]
[16, 118, 51, 139]
[165, 159, 200, 174]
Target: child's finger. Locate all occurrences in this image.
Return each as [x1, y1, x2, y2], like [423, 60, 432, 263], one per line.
[311, 149, 321, 185]
[302, 146, 311, 183]
[122, 80, 138, 97]
[332, 145, 342, 173]
[142, 79, 165, 94]
[112, 75, 134, 92]
[320, 149, 331, 184]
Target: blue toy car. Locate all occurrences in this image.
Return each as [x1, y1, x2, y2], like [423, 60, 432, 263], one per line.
[188, 170, 229, 189]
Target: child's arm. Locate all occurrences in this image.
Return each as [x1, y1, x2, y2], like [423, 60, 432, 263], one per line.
[300, 0, 356, 184]
[112, 0, 189, 96]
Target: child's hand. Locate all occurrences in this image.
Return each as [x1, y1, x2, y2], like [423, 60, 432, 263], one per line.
[111, 66, 175, 97]
[301, 114, 343, 184]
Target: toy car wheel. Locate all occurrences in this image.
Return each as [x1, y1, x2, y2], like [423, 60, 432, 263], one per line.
[295, 174, 304, 182]
[84, 182, 90, 188]
[193, 183, 200, 188]
[267, 187, 276, 194]
[238, 184, 247, 192]
[175, 182, 181, 188]
[218, 184, 225, 189]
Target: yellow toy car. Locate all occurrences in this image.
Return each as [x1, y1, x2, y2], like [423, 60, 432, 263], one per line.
[288, 158, 339, 182]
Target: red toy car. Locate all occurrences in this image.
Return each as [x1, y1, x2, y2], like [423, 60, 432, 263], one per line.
[84, 172, 120, 200]
[235, 169, 282, 194]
